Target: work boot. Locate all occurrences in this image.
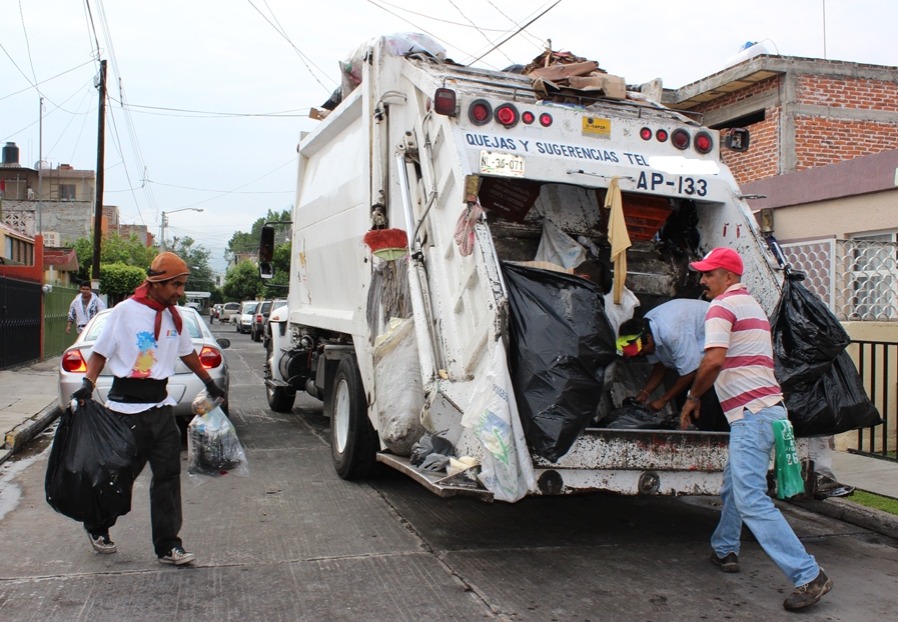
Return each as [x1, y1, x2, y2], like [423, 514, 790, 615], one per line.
[709, 551, 739, 573]
[783, 569, 832, 611]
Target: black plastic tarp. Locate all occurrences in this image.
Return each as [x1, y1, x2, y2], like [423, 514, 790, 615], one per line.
[771, 277, 881, 436]
[503, 263, 618, 462]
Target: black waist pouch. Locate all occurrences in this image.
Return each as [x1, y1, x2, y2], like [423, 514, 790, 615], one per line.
[108, 377, 168, 404]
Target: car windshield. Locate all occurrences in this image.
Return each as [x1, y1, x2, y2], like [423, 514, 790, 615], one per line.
[243, 302, 258, 314]
[273, 300, 287, 310]
[260, 301, 272, 313]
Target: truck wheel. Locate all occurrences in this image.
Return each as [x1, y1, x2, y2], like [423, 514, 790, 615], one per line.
[330, 357, 378, 480]
[265, 340, 295, 412]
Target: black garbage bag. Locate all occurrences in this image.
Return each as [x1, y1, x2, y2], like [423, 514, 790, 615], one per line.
[596, 402, 678, 430]
[503, 263, 618, 462]
[772, 277, 850, 389]
[45, 400, 137, 525]
[786, 350, 882, 436]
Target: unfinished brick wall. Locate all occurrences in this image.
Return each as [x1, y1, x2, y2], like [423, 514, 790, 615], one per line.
[688, 70, 898, 183]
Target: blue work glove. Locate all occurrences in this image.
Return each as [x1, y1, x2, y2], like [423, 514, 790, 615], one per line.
[203, 378, 227, 402]
[71, 377, 94, 404]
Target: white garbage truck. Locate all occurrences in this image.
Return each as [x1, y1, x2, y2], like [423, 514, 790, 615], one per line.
[259, 35, 785, 502]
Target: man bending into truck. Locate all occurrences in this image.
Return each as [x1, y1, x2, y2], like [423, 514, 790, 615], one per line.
[680, 247, 831, 611]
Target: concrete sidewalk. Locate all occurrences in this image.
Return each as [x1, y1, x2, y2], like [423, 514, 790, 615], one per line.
[2, 357, 897, 537]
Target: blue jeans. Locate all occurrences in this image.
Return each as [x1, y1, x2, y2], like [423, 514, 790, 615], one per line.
[711, 404, 819, 586]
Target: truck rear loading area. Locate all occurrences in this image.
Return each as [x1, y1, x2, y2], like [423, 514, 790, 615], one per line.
[262, 35, 785, 502]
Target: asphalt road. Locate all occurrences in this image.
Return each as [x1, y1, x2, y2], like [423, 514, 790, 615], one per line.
[0, 321, 896, 621]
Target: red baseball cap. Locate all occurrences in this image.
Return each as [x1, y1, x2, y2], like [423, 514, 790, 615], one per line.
[689, 247, 744, 275]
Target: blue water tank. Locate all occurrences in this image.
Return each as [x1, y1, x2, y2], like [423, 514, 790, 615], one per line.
[2, 142, 19, 165]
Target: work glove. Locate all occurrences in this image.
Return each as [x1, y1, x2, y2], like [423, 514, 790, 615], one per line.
[203, 378, 227, 402]
[71, 377, 94, 404]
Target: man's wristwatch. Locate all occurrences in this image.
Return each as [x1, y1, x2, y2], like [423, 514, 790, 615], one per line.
[686, 390, 701, 403]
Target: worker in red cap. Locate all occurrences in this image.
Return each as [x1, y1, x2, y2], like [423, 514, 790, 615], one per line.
[71, 251, 226, 567]
[682, 247, 831, 611]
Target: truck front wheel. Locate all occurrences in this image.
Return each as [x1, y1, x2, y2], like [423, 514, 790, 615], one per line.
[330, 357, 378, 479]
[265, 340, 295, 413]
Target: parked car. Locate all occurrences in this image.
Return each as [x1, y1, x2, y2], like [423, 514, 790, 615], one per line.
[250, 300, 274, 342]
[58, 306, 231, 417]
[219, 301, 240, 324]
[236, 300, 258, 334]
[262, 298, 288, 348]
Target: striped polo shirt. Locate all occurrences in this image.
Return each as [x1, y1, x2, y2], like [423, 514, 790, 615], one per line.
[704, 283, 783, 422]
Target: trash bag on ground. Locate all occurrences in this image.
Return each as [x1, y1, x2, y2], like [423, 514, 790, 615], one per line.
[187, 405, 249, 477]
[503, 262, 618, 462]
[45, 400, 137, 525]
[772, 277, 850, 389]
[785, 350, 882, 436]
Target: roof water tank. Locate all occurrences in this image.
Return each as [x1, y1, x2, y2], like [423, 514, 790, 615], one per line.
[722, 41, 770, 69]
[2, 142, 19, 165]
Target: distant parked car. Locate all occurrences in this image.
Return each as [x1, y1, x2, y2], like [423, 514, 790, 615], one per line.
[210, 303, 224, 323]
[236, 300, 258, 334]
[219, 302, 240, 324]
[58, 307, 231, 417]
[250, 300, 274, 342]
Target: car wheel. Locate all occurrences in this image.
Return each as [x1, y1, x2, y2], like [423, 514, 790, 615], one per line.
[265, 339, 295, 413]
[330, 356, 378, 480]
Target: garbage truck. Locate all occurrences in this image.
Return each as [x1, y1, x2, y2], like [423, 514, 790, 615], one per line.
[259, 34, 792, 502]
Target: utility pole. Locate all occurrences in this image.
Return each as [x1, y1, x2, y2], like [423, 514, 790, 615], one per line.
[91, 59, 107, 282]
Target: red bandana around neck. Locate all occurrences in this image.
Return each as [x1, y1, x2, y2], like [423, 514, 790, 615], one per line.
[131, 282, 182, 341]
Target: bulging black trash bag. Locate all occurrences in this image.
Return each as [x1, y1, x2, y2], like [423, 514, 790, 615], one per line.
[785, 350, 882, 437]
[503, 263, 618, 462]
[596, 402, 678, 430]
[45, 400, 137, 525]
[772, 277, 851, 389]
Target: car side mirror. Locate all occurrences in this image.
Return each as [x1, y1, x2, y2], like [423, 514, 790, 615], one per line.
[216, 338, 231, 349]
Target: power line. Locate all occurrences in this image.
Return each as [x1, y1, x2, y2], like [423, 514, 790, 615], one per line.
[447, 0, 514, 65]
[466, 0, 563, 66]
[106, 97, 311, 118]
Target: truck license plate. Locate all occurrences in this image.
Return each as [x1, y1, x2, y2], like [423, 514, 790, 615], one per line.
[480, 151, 525, 177]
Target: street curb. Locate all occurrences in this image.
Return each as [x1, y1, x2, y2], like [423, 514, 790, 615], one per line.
[1, 402, 61, 466]
[792, 496, 898, 541]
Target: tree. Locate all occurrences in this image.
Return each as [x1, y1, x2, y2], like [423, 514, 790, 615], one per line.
[222, 260, 263, 301]
[99, 263, 147, 305]
[225, 208, 291, 265]
[72, 233, 157, 281]
[168, 236, 215, 293]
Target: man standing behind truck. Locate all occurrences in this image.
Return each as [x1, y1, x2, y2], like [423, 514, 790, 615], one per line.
[679, 247, 831, 612]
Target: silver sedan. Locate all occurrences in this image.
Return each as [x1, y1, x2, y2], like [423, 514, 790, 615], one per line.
[57, 306, 230, 417]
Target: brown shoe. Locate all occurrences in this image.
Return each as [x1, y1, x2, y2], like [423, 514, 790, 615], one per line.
[709, 551, 739, 573]
[783, 569, 832, 611]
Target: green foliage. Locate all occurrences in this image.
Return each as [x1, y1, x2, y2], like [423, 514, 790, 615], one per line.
[222, 260, 263, 301]
[226, 208, 291, 264]
[263, 240, 292, 292]
[168, 237, 216, 292]
[850, 490, 898, 516]
[72, 233, 157, 281]
[99, 263, 147, 305]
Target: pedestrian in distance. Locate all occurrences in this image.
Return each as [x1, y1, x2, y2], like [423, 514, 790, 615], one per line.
[71, 252, 227, 566]
[66, 280, 106, 334]
[616, 298, 728, 431]
[679, 247, 832, 611]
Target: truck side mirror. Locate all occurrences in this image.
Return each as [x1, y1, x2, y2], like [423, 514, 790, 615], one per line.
[259, 225, 275, 280]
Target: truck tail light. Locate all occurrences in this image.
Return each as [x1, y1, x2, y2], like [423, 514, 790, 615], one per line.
[640, 127, 652, 140]
[694, 131, 713, 154]
[468, 99, 492, 125]
[62, 350, 87, 373]
[494, 103, 519, 128]
[655, 129, 669, 142]
[671, 128, 690, 150]
[433, 88, 456, 116]
[539, 112, 553, 127]
[199, 346, 223, 370]
[522, 110, 535, 125]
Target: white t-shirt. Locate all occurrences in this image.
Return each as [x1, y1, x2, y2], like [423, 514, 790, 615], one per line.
[92, 298, 194, 413]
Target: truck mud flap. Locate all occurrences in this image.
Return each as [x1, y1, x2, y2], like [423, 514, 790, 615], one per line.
[376, 453, 495, 502]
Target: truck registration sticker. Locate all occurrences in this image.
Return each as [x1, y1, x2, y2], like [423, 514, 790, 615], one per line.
[582, 116, 611, 137]
[480, 151, 525, 177]
[636, 170, 708, 197]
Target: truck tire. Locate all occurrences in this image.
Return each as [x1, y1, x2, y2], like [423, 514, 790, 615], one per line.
[265, 340, 295, 413]
[330, 356, 378, 480]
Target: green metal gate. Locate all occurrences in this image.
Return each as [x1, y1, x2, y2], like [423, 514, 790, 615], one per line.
[44, 284, 79, 358]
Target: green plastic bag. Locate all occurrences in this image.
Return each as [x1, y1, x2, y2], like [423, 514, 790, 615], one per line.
[772, 419, 805, 499]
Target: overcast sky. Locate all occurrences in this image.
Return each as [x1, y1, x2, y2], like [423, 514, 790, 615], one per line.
[2, 0, 895, 271]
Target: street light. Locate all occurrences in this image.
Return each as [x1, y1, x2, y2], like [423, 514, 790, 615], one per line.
[160, 208, 203, 251]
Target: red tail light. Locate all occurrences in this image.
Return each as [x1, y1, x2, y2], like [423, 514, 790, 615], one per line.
[640, 127, 653, 140]
[521, 110, 535, 125]
[671, 129, 691, 150]
[255, 314, 263, 322]
[655, 129, 669, 142]
[539, 112, 553, 127]
[199, 346, 223, 369]
[62, 350, 87, 373]
[433, 88, 456, 116]
[494, 103, 519, 128]
[694, 131, 713, 154]
[468, 99, 492, 125]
